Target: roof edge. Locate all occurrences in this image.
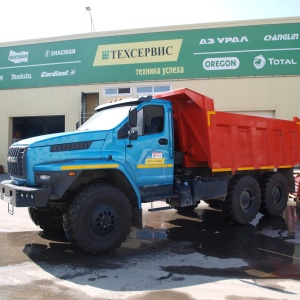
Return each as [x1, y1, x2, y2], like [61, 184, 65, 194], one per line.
[1, 16, 300, 47]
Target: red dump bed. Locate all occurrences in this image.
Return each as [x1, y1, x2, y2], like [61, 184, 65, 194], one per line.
[154, 88, 300, 172]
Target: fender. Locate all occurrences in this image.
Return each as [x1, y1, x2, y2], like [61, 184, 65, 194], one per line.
[33, 159, 142, 208]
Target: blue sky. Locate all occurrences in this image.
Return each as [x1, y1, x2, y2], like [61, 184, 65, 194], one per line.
[0, 0, 300, 43]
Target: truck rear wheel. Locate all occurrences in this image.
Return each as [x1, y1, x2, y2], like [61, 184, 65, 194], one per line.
[259, 172, 288, 216]
[28, 206, 64, 232]
[204, 199, 223, 209]
[63, 183, 132, 254]
[222, 176, 261, 224]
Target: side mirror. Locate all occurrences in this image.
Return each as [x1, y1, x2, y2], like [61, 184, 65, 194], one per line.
[129, 107, 137, 127]
[129, 130, 138, 141]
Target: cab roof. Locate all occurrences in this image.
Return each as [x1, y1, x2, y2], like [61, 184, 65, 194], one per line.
[95, 95, 153, 112]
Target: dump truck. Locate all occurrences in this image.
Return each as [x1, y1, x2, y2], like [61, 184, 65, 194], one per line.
[1, 88, 299, 254]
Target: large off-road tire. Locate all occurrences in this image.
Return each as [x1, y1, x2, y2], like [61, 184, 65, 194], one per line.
[28, 206, 64, 232]
[204, 199, 223, 209]
[63, 183, 132, 254]
[259, 172, 288, 216]
[222, 176, 261, 224]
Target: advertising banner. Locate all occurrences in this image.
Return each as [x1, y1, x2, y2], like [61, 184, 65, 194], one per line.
[0, 22, 299, 90]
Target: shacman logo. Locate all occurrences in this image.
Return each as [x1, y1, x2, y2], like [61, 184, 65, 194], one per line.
[44, 49, 76, 57]
[253, 55, 266, 69]
[8, 50, 29, 64]
[93, 40, 182, 66]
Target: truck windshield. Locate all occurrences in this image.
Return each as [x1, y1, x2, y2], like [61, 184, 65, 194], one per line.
[77, 105, 133, 131]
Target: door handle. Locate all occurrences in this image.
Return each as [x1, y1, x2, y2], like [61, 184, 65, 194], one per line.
[159, 138, 168, 145]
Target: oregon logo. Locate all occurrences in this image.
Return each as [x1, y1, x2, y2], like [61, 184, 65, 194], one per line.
[203, 57, 240, 70]
[93, 40, 182, 66]
[253, 55, 266, 69]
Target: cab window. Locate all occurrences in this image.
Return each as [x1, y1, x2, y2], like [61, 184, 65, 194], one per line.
[134, 105, 164, 135]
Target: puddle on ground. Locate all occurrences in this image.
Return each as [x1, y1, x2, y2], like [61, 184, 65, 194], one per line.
[1, 201, 300, 279]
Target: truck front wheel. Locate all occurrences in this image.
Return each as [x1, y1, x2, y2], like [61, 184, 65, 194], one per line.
[259, 172, 288, 216]
[63, 183, 132, 254]
[28, 206, 64, 232]
[222, 176, 261, 224]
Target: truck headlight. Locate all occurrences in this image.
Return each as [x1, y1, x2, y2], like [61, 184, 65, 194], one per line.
[39, 175, 51, 180]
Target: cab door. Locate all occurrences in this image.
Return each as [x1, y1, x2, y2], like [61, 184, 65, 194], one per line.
[125, 103, 174, 187]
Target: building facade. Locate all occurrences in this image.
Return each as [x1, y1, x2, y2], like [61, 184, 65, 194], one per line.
[0, 17, 300, 168]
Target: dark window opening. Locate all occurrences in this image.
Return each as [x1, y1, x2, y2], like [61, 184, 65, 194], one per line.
[118, 87, 131, 94]
[104, 87, 131, 96]
[13, 116, 65, 143]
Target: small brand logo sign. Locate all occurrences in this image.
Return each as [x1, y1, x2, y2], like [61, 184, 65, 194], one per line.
[8, 50, 29, 64]
[203, 57, 240, 70]
[253, 55, 266, 69]
[11, 73, 32, 80]
[44, 49, 76, 57]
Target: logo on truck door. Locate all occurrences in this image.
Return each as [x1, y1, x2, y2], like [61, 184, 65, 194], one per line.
[152, 151, 163, 158]
[144, 152, 165, 165]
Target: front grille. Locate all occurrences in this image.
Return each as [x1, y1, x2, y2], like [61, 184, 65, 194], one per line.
[7, 146, 27, 178]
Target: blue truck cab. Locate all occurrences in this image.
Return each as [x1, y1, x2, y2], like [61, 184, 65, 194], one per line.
[7, 96, 174, 202]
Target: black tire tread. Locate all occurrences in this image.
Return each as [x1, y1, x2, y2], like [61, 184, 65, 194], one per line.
[28, 206, 64, 232]
[63, 183, 132, 254]
[259, 172, 288, 216]
[222, 175, 261, 224]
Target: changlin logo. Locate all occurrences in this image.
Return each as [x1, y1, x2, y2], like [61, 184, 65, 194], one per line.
[8, 50, 29, 64]
[253, 55, 266, 69]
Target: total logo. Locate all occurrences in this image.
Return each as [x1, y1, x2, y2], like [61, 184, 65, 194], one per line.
[253, 55, 266, 69]
[253, 55, 297, 69]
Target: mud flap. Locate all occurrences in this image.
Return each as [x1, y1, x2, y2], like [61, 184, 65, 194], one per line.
[132, 206, 143, 229]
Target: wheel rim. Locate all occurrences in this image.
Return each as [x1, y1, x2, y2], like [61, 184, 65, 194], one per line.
[271, 185, 282, 206]
[90, 204, 118, 236]
[240, 189, 254, 213]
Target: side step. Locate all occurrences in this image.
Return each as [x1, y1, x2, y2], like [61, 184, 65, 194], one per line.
[148, 201, 173, 212]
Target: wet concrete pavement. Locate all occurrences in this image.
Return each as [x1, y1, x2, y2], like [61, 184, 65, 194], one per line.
[1, 173, 300, 299]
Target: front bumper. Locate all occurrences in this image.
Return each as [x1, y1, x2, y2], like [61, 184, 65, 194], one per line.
[0, 180, 51, 207]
